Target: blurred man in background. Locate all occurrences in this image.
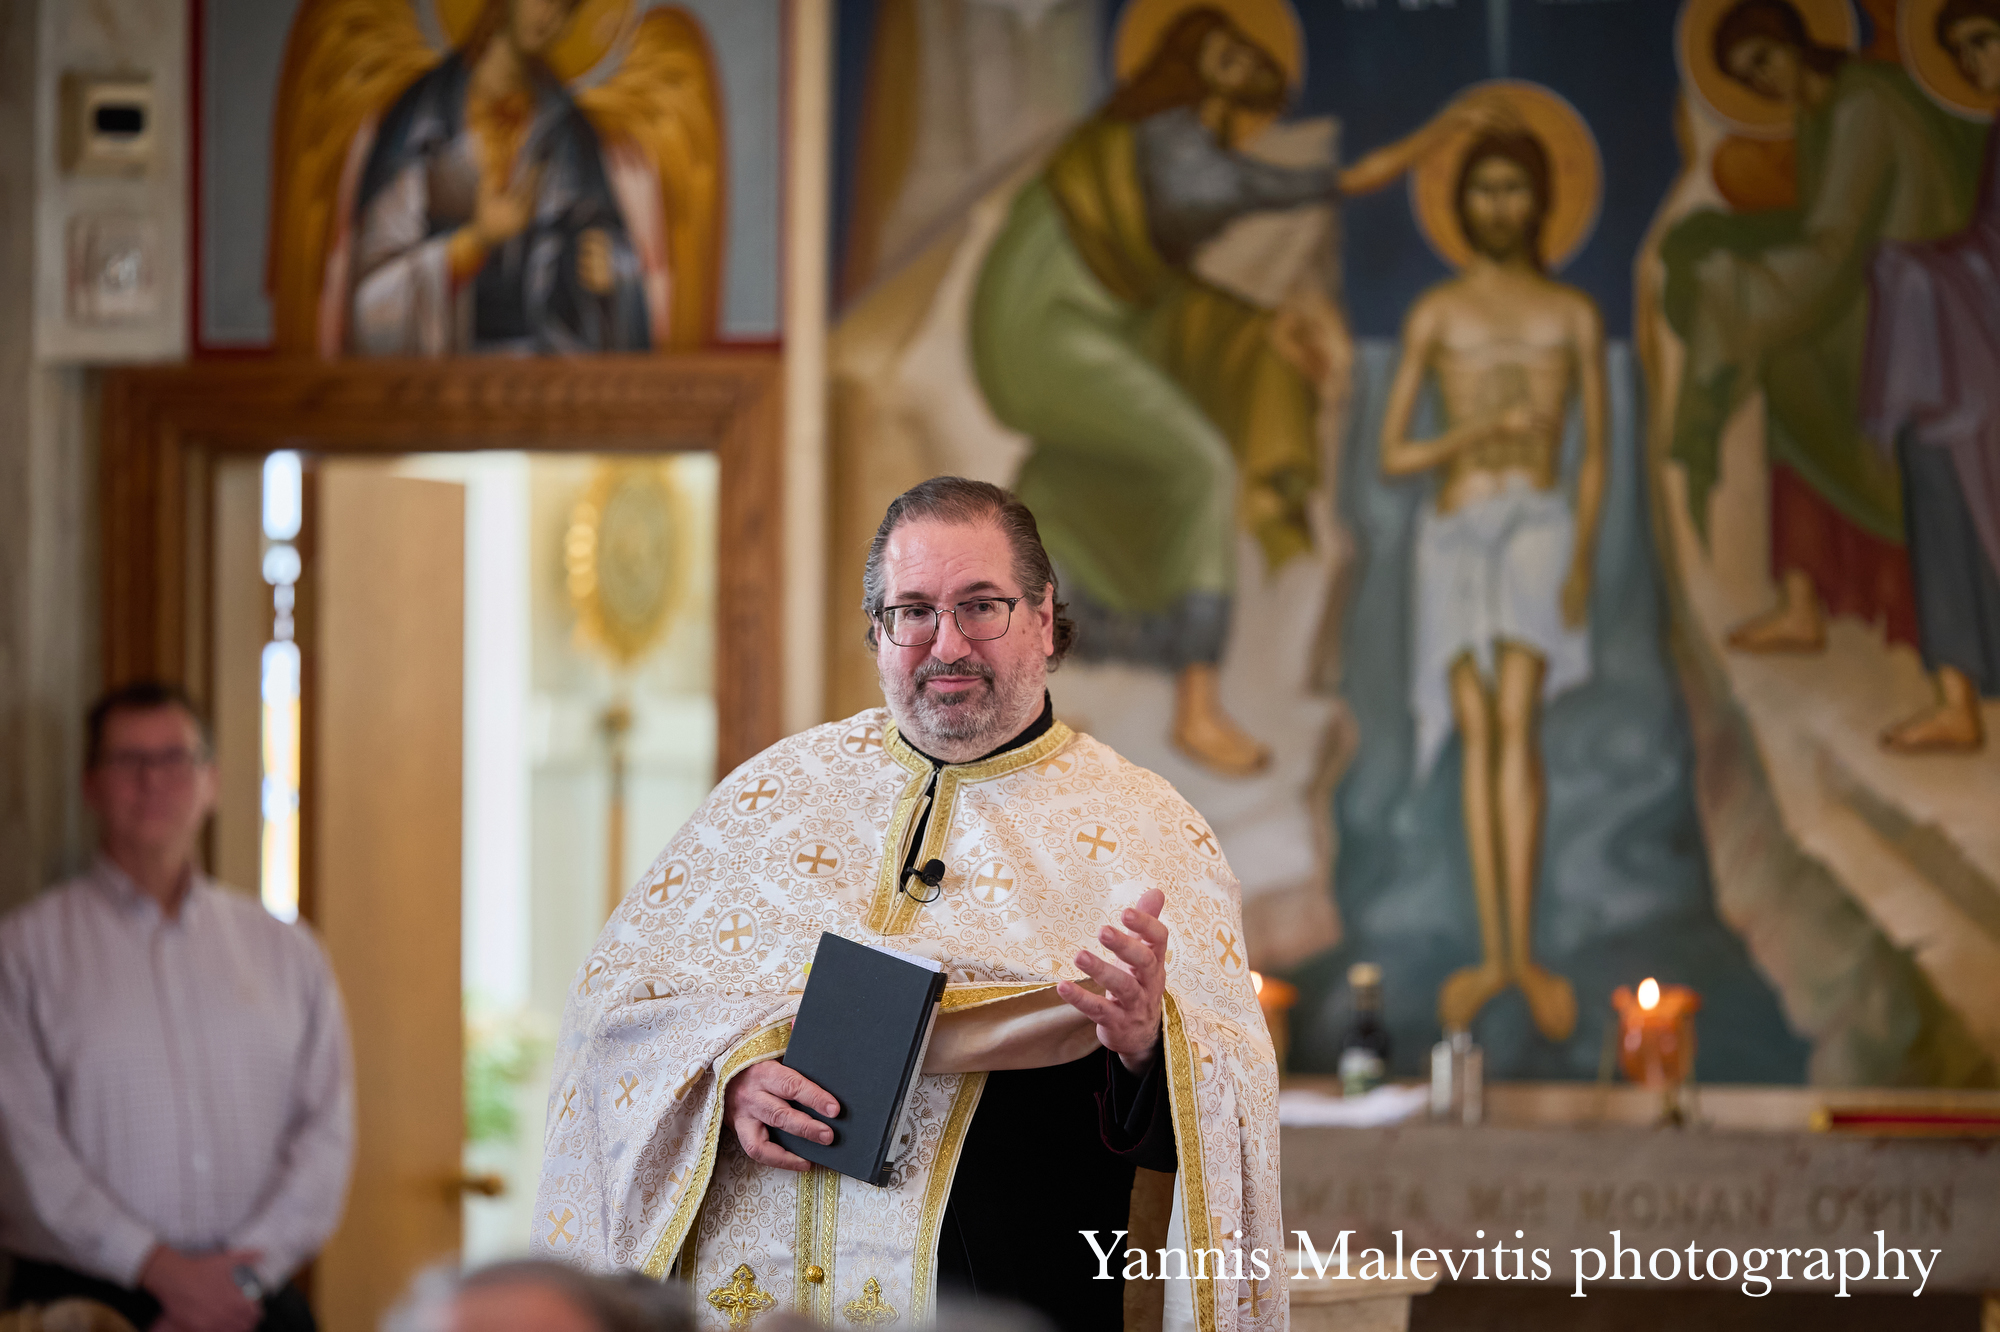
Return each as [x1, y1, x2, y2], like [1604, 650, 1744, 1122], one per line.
[0, 682, 354, 1332]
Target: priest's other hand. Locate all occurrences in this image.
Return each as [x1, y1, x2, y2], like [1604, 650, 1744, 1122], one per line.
[137, 1244, 262, 1332]
[1059, 887, 1168, 1075]
[725, 1060, 840, 1172]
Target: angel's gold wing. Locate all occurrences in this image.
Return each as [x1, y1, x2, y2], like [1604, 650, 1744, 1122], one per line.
[577, 8, 724, 350]
[266, 0, 438, 355]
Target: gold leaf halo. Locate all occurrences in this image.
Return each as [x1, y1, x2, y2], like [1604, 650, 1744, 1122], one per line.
[1113, 0, 1305, 88]
[1676, 0, 1858, 139]
[1902, 0, 2000, 121]
[565, 461, 688, 668]
[1408, 79, 1604, 274]
[434, 0, 635, 84]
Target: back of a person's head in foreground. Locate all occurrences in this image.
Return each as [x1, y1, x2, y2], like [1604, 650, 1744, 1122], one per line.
[394, 1260, 1053, 1332]
[389, 1261, 696, 1332]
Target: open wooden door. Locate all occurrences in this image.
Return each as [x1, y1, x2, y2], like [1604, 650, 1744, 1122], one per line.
[312, 463, 465, 1332]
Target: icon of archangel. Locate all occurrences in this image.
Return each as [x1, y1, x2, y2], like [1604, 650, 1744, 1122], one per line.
[266, 0, 722, 357]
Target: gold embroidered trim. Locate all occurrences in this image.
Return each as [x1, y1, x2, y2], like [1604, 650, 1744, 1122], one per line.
[676, 1226, 697, 1282]
[869, 723, 1075, 935]
[1163, 992, 1216, 1332]
[937, 981, 1055, 1013]
[641, 1021, 791, 1278]
[794, 1169, 816, 1314]
[794, 1166, 840, 1319]
[911, 1072, 986, 1319]
[842, 1276, 899, 1325]
[864, 737, 933, 933]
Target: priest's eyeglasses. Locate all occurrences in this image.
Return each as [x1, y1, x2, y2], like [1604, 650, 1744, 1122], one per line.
[876, 597, 1023, 647]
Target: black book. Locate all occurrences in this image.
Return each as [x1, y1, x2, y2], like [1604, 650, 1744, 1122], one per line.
[770, 931, 947, 1186]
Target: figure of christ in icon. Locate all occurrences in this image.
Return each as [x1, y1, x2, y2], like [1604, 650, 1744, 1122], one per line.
[268, 0, 722, 357]
[970, 4, 1506, 779]
[1379, 130, 1607, 1042]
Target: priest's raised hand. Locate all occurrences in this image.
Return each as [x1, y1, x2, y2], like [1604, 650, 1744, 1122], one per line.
[1056, 887, 1168, 1074]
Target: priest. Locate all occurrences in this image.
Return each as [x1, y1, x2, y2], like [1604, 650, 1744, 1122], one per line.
[535, 477, 1284, 1330]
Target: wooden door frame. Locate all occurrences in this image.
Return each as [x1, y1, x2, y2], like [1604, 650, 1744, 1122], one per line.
[101, 353, 784, 906]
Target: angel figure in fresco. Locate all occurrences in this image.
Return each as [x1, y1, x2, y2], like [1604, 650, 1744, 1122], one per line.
[1862, 0, 2000, 751]
[1379, 124, 1606, 1043]
[1661, 0, 1985, 659]
[267, 0, 722, 357]
[969, 4, 1506, 779]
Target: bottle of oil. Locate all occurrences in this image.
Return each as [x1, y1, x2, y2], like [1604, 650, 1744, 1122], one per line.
[1337, 962, 1390, 1096]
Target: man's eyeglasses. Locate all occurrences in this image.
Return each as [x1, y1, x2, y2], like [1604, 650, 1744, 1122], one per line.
[876, 597, 1023, 647]
[96, 747, 208, 780]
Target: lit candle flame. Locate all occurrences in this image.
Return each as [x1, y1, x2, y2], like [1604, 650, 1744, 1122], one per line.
[1637, 977, 1660, 1010]
[1251, 970, 1265, 995]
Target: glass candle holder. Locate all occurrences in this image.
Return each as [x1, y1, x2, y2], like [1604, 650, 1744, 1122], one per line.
[1611, 977, 1699, 1124]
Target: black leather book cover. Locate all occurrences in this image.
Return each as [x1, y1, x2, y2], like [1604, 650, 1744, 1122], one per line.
[770, 931, 946, 1186]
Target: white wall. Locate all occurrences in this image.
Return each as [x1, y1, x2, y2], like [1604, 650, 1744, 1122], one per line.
[0, 0, 189, 916]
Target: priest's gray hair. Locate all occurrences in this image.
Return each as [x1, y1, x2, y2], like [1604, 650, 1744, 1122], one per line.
[861, 475, 1077, 666]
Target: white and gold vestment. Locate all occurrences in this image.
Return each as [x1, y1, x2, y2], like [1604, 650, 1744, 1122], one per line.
[534, 709, 1284, 1330]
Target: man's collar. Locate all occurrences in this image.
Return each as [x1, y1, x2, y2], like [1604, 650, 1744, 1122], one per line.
[91, 853, 207, 918]
[899, 692, 1054, 769]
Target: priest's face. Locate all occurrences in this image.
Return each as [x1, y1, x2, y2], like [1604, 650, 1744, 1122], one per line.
[874, 518, 1056, 762]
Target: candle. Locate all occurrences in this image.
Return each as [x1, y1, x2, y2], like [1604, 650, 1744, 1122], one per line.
[1611, 977, 1700, 1090]
[1250, 970, 1300, 1071]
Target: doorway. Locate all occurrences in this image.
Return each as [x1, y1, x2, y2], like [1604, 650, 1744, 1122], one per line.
[101, 353, 782, 1332]
[208, 448, 718, 1327]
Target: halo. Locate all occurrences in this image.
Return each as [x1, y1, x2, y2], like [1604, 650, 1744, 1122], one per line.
[1113, 0, 1305, 89]
[1408, 80, 1604, 274]
[436, 0, 634, 84]
[1675, 0, 1858, 139]
[1902, 0, 2000, 121]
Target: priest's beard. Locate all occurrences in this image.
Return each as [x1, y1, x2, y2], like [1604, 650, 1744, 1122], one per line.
[882, 654, 1044, 759]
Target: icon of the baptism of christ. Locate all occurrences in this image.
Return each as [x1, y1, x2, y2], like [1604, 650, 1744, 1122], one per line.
[265, 0, 722, 357]
[826, 0, 2000, 1090]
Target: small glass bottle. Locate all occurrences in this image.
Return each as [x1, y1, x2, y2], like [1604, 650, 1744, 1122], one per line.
[1430, 1027, 1460, 1120]
[1337, 962, 1390, 1096]
[1429, 1028, 1486, 1124]
[1457, 1029, 1484, 1125]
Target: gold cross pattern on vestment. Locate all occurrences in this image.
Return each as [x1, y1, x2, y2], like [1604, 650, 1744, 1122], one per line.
[972, 861, 1014, 903]
[545, 1206, 576, 1247]
[716, 911, 755, 954]
[1075, 825, 1117, 860]
[841, 1277, 899, 1326]
[645, 861, 687, 905]
[736, 777, 780, 812]
[796, 844, 839, 875]
[706, 1264, 776, 1328]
